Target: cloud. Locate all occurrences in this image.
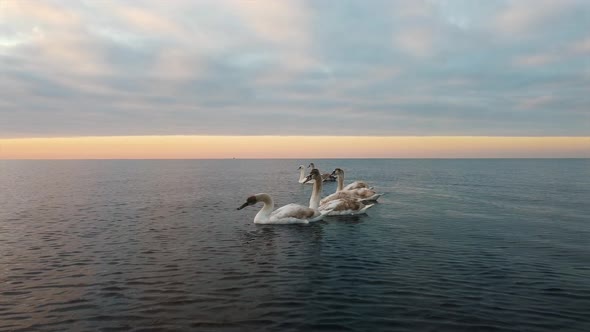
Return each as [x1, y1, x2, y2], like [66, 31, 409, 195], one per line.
[0, 0, 589, 138]
[570, 37, 590, 55]
[517, 95, 555, 110]
[394, 27, 435, 57]
[492, 0, 578, 36]
[513, 54, 557, 67]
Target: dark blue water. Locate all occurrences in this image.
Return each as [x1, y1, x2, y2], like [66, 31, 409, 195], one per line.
[1, 159, 589, 332]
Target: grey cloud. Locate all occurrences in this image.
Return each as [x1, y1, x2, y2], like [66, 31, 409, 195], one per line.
[1, 0, 589, 138]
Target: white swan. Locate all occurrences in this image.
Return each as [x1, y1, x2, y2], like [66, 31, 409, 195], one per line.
[304, 168, 325, 209]
[320, 168, 382, 205]
[306, 169, 375, 216]
[308, 163, 336, 182]
[238, 170, 330, 224]
[298, 165, 314, 184]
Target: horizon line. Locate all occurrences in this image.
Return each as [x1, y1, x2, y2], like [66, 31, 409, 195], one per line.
[3, 134, 590, 139]
[2, 157, 589, 161]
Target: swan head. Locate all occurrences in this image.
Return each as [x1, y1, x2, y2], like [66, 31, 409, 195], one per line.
[298, 165, 304, 170]
[304, 168, 321, 183]
[332, 168, 344, 177]
[237, 195, 257, 210]
[308, 162, 315, 169]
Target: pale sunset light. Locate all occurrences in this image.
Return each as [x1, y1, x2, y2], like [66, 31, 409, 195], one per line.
[1, 136, 589, 159]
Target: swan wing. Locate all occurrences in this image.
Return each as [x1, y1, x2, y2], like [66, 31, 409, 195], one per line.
[321, 173, 336, 182]
[320, 191, 349, 205]
[319, 198, 374, 215]
[354, 188, 379, 198]
[340, 188, 381, 200]
[320, 191, 358, 205]
[343, 181, 370, 191]
[320, 189, 380, 205]
[271, 203, 318, 222]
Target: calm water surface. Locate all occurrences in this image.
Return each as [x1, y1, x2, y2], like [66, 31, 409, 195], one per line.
[1, 159, 589, 332]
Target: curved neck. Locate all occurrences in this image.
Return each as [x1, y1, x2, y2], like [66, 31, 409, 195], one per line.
[337, 172, 344, 192]
[309, 175, 323, 209]
[254, 194, 274, 222]
[298, 168, 305, 182]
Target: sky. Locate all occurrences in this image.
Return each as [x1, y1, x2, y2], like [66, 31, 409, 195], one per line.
[1, 0, 589, 158]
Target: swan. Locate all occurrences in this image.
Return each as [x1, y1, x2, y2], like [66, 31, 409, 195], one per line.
[308, 162, 336, 182]
[331, 167, 371, 190]
[333, 168, 374, 192]
[298, 165, 314, 184]
[306, 169, 375, 215]
[238, 170, 330, 224]
[320, 168, 382, 205]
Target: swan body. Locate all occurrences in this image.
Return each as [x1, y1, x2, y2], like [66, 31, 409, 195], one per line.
[239, 170, 331, 224]
[343, 181, 371, 190]
[320, 189, 382, 205]
[322, 173, 337, 182]
[308, 163, 336, 182]
[319, 198, 374, 215]
[306, 169, 375, 216]
[237, 194, 326, 224]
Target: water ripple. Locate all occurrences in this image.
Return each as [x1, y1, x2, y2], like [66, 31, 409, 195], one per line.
[1, 159, 589, 331]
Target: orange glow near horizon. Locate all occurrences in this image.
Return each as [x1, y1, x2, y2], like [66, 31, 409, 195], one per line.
[0, 136, 589, 159]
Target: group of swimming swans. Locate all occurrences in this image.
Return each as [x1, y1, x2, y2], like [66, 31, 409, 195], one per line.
[237, 165, 382, 224]
[298, 163, 336, 183]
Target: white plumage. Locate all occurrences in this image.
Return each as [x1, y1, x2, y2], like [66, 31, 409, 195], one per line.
[239, 169, 331, 223]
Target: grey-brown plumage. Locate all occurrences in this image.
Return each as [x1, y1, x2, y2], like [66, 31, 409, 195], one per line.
[330, 199, 363, 211]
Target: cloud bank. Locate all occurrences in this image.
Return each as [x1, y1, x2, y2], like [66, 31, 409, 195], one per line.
[1, 0, 589, 137]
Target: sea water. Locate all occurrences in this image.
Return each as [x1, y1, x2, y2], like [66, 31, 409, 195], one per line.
[1, 159, 589, 331]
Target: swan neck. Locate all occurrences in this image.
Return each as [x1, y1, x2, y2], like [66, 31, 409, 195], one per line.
[337, 173, 344, 191]
[254, 194, 274, 222]
[298, 168, 305, 182]
[309, 175, 322, 209]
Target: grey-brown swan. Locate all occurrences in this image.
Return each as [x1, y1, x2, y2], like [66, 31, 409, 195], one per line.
[320, 168, 382, 205]
[306, 169, 374, 216]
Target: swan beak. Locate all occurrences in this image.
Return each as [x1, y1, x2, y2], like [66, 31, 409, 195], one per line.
[330, 170, 337, 176]
[303, 175, 313, 183]
[237, 202, 249, 210]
